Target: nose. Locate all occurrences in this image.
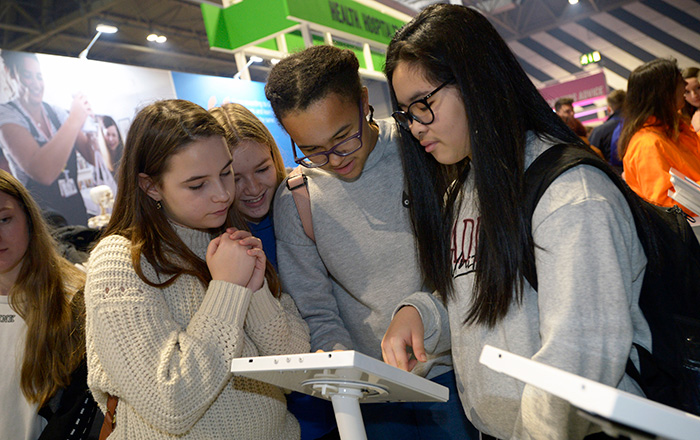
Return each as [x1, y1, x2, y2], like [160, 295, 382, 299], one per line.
[409, 118, 427, 140]
[327, 152, 344, 167]
[213, 179, 232, 203]
[246, 177, 261, 195]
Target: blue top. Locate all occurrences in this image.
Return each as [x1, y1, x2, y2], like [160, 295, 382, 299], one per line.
[248, 214, 277, 270]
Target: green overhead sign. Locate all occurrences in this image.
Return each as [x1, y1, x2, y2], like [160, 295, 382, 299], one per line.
[287, 0, 404, 44]
[201, 0, 406, 51]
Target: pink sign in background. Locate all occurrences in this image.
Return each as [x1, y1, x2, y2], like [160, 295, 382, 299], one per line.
[539, 71, 608, 108]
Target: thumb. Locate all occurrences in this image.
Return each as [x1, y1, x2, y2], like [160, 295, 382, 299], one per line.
[206, 236, 222, 259]
[411, 329, 427, 363]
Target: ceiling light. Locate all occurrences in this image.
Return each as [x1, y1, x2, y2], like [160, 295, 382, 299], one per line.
[147, 32, 167, 43]
[568, 0, 579, 4]
[96, 24, 118, 34]
[79, 24, 118, 59]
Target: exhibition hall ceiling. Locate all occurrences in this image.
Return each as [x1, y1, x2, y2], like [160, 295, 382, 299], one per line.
[0, 0, 698, 88]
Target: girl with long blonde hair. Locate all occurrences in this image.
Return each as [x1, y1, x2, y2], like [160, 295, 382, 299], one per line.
[0, 169, 97, 439]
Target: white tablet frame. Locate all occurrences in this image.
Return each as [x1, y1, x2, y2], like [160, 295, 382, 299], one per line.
[231, 350, 448, 440]
[479, 345, 700, 440]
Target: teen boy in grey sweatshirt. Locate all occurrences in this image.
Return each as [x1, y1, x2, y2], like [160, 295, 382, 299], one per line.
[265, 45, 477, 439]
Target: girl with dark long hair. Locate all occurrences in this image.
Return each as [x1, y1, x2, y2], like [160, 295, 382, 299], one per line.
[380, 5, 651, 439]
[84, 99, 309, 439]
[100, 115, 124, 176]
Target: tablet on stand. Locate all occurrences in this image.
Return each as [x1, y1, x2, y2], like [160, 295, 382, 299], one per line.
[479, 345, 700, 440]
[231, 350, 448, 440]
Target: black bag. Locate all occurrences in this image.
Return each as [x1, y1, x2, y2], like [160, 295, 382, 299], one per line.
[38, 360, 102, 440]
[522, 143, 700, 415]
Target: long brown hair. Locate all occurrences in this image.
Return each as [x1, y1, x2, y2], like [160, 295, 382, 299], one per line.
[210, 103, 286, 188]
[103, 99, 280, 295]
[1, 170, 86, 407]
[619, 58, 683, 160]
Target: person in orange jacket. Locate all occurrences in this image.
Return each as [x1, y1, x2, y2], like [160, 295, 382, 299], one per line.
[619, 58, 700, 216]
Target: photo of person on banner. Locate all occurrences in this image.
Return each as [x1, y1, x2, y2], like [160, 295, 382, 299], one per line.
[99, 114, 124, 177]
[0, 50, 95, 225]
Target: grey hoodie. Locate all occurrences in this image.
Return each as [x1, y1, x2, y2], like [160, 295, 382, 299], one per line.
[399, 133, 652, 439]
[273, 118, 452, 380]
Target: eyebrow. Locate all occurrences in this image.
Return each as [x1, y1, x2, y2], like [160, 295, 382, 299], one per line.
[297, 123, 353, 149]
[405, 89, 432, 105]
[182, 159, 233, 183]
[253, 157, 272, 168]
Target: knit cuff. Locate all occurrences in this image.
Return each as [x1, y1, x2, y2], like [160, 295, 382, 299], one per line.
[199, 280, 253, 325]
[245, 283, 283, 329]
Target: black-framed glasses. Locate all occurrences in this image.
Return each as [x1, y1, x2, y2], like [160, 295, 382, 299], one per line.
[292, 103, 364, 168]
[392, 80, 453, 131]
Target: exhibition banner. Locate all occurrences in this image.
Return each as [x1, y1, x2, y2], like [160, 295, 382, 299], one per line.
[170, 71, 293, 166]
[0, 49, 292, 226]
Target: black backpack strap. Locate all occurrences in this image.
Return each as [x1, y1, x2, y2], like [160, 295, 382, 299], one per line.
[523, 143, 622, 290]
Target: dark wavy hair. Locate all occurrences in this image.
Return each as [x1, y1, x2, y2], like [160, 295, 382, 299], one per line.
[619, 58, 682, 160]
[101, 115, 124, 174]
[264, 45, 362, 121]
[384, 4, 582, 327]
[102, 99, 280, 295]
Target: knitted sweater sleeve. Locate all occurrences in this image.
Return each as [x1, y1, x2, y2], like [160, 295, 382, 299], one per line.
[85, 235, 254, 434]
[244, 286, 311, 356]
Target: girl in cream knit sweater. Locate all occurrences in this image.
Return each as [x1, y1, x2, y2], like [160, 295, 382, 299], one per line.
[84, 99, 310, 439]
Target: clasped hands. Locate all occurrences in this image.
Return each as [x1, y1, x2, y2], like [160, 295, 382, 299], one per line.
[206, 228, 266, 291]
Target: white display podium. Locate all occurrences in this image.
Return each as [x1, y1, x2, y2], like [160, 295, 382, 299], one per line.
[231, 350, 448, 440]
[479, 345, 700, 440]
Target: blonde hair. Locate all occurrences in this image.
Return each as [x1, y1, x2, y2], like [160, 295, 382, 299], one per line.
[1, 169, 86, 407]
[210, 103, 287, 188]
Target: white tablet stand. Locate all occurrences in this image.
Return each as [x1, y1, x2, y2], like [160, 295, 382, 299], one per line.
[231, 350, 448, 440]
[479, 345, 700, 440]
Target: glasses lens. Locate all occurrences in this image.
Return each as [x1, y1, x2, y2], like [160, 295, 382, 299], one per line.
[333, 137, 362, 157]
[392, 111, 411, 131]
[298, 153, 328, 168]
[407, 100, 434, 125]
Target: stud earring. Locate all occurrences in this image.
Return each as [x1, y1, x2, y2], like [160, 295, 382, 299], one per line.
[156, 200, 162, 210]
